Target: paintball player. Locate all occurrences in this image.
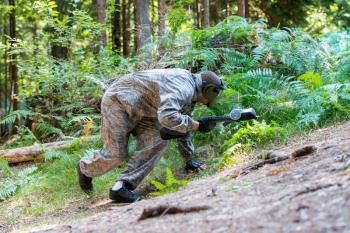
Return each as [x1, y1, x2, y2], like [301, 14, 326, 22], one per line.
[77, 68, 226, 203]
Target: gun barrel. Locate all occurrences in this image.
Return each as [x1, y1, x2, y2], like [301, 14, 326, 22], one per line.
[206, 116, 236, 123]
[206, 108, 257, 125]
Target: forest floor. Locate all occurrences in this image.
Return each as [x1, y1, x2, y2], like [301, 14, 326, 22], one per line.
[6, 121, 350, 233]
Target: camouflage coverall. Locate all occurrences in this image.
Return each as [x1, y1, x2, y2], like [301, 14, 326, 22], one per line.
[79, 69, 202, 190]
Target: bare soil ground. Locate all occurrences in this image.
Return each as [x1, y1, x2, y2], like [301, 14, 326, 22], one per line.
[10, 122, 350, 233]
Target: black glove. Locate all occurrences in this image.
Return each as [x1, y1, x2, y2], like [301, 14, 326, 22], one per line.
[185, 160, 206, 172]
[160, 127, 188, 140]
[198, 117, 216, 132]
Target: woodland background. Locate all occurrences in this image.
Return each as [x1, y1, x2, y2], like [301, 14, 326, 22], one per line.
[0, 0, 350, 227]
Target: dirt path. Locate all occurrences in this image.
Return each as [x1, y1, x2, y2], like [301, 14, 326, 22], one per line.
[15, 122, 350, 233]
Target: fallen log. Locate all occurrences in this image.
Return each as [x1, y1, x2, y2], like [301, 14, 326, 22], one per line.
[0, 136, 99, 164]
[138, 204, 211, 221]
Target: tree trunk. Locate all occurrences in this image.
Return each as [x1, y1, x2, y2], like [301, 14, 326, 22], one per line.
[112, 0, 122, 53]
[51, 0, 70, 59]
[194, 0, 200, 28]
[122, 0, 129, 56]
[203, 0, 210, 27]
[150, 0, 156, 35]
[97, 0, 107, 47]
[226, 0, 230, 17]
[158, 0, 166, 36]
[133, 0, 138, 52]
[216, 0, 227, 22]
[0, 45, 2, 136]
[9, 0, 19, 118]
[135, 0, 151, 50]
[4, 26, 9, 134]
[1, 20, 9, 137]
[237, 0, 247, 18]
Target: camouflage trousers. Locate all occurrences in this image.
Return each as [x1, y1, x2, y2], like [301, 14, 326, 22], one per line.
[79, 94, 168, 190]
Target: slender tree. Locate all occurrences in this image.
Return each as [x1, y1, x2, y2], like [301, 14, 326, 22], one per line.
[158, 0, 166, 36]
[203, 0, 210, 27]
[226, 0, 229, 17]
[50, 0, 70, 59]
[9, 0, 18, 114]
[126, 0, 132, 54]
[150, 0, 156, 35]
[112, 0, 122, 53]
[97, 0, 107, 47]
[237, 0, 248, 18]
[122, 0, 129, 56]
[0, 29, 2, 135]
[133, 0, 138, 52]
[194, 0, 200, 28]
[4, 25, 8, 122]
[135, 0, 151, 49]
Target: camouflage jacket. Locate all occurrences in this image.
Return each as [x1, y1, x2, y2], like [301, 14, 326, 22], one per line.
[104, 68, 203, 159]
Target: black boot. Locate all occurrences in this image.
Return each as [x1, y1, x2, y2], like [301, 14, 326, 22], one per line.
[77, 163, 93, 193]
[109, 185, 142, 203]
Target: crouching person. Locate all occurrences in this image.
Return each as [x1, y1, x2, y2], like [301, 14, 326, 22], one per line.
[77, 68, 226, 203]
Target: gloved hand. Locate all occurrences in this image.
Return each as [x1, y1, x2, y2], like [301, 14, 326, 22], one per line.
[185, 160, 207, 172]
[198, 117, 217, 132]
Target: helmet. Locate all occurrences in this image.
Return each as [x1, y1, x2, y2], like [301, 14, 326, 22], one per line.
[201, 71, 226, 107]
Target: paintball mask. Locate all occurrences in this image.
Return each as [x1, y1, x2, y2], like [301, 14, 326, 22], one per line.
[201, 71, 226, 108]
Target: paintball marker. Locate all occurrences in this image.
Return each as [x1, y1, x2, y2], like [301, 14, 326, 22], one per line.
[160, 108, 258, 140]
[202, 108, 258, 125]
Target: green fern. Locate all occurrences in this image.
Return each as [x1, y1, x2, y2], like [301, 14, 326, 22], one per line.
[68, 115, 93, 125]
[150, 168, 190, 196]
[0, 166, 38, 201]
[0, 110, 42, 126]
[0, 158, 12, 177]
[0, 180, 17, 201]
[34, 122, 64, 138]
[44, 151, 69, 162]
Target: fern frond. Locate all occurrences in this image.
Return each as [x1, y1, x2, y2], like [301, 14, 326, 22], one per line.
[18, 166, 38, 178]
[0, 110, 42, 126]
[0, 166, 38, 201]
[0, 158, 12, 177]
[0, 180, 17, 201]
[44, 151, 69, 162]
[33, 122, 64, 138]
[53, 102, 84, 113]
[68, 115, 92, 125]
[151, 180, 166, 191]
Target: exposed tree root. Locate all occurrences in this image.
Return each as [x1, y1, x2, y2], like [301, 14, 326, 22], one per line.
[138, 204, 211, 221]
[293, 183, 341, 198]
[231, 145, 317, 178]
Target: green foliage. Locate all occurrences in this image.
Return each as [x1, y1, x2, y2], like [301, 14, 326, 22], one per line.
[192, 16, 259, 48]
[224, 121, 286, 149]
[0, 110, 42, 126]
[1, 9, 350, 223]
[298, 71, 323, 91]
[0, 158, 11, 177]
[0, 166, 38, 201]
[150, 168, 190, 196]
[44, 151, 69, 162]
[167, 7, 189, 34]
